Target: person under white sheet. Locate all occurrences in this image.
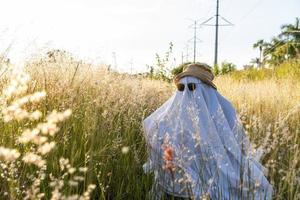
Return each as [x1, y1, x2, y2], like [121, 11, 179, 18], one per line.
[142, 63, 273, 200]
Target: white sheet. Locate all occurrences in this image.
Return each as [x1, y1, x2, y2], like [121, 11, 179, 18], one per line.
[143, 76, 273, 200]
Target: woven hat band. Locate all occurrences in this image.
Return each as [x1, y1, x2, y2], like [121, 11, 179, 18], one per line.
[174, 63, 217, 90]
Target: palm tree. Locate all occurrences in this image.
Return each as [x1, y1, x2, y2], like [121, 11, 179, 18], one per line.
[250, 58, 260, 67]
[279, 17, 300, 57]
[280, 17, 300, 41]
[252, 18, 300, 67]
[253, 39, 267, 67]
[264, 37, 286, 65]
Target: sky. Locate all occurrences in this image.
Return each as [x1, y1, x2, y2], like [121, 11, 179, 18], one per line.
[0, 0, 299, 72]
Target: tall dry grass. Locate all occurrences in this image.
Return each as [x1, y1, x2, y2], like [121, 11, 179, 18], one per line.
[215, 75, 300, 200]
[0, 53, 299, 199]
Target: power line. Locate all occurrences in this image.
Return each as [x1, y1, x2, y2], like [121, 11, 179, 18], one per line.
[263, 39, 289, 55]
[240, 0, 265, 22]
[222, 0, 234, 17]
[222, 0, 266, 43]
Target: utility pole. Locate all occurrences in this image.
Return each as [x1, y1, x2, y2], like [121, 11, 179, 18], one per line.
[188, 20, 202, 63]
[112, 52, 117, 71]
[193, 21, 197, 63]
[129, 59, 133, 74]
[201, 0, 233, 66]
[214, 0, 219, 67]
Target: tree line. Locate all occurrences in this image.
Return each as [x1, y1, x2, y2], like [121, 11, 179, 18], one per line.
[252, 17, 300, 67]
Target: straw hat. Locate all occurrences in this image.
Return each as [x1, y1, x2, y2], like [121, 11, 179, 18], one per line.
[173, 62, 217, 90]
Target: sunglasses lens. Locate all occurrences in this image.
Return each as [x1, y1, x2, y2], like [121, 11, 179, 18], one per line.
[188, 83, 196, 91]
[177, 84, 185, 91]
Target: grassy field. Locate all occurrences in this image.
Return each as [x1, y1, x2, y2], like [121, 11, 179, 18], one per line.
[0, 56, 299, 199]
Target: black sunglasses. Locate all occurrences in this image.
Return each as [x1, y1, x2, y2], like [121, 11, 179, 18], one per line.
[176, 83, 196, 92]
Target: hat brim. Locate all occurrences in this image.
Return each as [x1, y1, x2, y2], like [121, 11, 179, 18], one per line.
[174, 71, 217, 90]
